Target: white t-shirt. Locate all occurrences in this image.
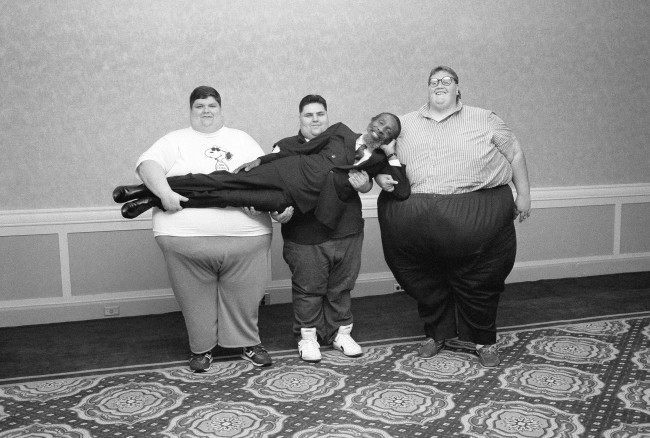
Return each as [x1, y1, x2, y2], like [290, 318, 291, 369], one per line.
[136, 126, 272, 237]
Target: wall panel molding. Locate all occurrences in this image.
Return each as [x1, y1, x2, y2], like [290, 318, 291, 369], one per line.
[1, 183, 649, 327]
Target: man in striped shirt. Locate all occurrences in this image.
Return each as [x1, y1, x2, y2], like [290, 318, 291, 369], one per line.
[376, 66, 531, 367]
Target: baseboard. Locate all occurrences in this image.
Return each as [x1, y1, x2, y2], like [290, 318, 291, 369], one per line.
[3, 254, 646, 328]
[0, 293, 180, 328]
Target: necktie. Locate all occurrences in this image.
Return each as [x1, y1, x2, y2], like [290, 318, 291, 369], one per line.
[354, 145, 367, 161]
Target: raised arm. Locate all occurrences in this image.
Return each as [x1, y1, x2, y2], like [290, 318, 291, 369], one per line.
[136, 160, 188, 211]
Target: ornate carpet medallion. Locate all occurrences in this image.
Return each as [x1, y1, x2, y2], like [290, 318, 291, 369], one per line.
[0, 422, 93, 438]
[342, 380, 454, 425]
[244, 365, 346, 402]
[292, 423, 393, 437]
[527, 335, 619, 364]
[617, 381, 650, 415]
[632, 347, 650, 371]
[160, 401, 286, 438]
[0, 377, 99, 402]
[394, 351, 488, 382]
[498, 363, 604, 400]
[601, 421, 650, 437]
[320, 345, 394, 366]
[72, 381, 188, 425]
[558, 319, 630, 336]
[158, 360, 253, 382]
[460, 400, 585, 437]
[0, 314, 648, 437]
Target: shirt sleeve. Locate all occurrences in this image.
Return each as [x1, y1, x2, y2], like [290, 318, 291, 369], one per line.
[135, 135, 179, 175]
[489, 112, 518, 161]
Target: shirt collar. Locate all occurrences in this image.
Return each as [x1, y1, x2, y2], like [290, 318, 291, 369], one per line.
[355, 135, 366, 150]
[418, 101, 463, 121]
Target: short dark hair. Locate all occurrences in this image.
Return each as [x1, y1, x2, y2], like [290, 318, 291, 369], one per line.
[190, 86, 221, 107]
[372, 112, 402, 141]
[299, 94, 327, 113]
[428, 66, 460, 101]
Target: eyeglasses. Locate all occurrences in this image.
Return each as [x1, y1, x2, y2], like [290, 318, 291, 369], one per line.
[429, 76, 455, 87]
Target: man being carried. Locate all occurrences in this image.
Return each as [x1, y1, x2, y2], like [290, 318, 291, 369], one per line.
[114, 112, 410, 231]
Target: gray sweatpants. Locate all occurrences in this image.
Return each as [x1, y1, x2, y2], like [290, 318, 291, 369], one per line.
[156, 234, 271, 353]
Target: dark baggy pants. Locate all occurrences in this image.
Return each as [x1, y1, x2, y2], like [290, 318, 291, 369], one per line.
[164, 164, 293, 212]
[283, 231, 363, 344]
[377, 185, 517, 345]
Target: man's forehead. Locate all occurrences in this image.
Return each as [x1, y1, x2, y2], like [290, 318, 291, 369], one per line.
[193, 96, 219, 105]
[301, 103, 326, 114]
[376, 114, 396, 125]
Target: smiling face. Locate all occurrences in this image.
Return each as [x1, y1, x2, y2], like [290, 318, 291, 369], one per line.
[190, 96, 224, 133]
[428, 69, 459, 111]
[365, 113, 399, 147]
[299, 103, 329, 140]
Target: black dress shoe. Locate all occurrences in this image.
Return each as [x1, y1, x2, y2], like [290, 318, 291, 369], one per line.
[113, 184, 152, 203]
[121, 197, 162, 219]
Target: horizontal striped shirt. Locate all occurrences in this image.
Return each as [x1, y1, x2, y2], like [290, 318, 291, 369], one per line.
[396, 103, 519, 194]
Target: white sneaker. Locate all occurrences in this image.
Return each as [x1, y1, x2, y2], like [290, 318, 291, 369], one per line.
[332, 323, 363, 357]
[298, 327, 321, 363]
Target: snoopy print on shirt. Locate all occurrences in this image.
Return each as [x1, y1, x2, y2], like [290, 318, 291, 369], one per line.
[205, 146, 233, 171]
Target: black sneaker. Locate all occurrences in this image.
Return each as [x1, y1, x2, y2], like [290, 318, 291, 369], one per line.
[189, 351, 212, 372]
[418, 338, 445, 357]
[476, 344, 500, 367]
[241, 344, 273, 367]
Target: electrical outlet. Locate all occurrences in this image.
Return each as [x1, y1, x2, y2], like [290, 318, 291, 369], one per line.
[393, 283, 403, 292]
[104, 305, 120, 316]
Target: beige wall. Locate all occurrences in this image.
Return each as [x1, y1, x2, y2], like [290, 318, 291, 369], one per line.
[1, 0, 648, 212]
[1, 2, 649, 326]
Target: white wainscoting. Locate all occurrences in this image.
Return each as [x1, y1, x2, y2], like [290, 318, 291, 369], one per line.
[1, 184, 649, 327]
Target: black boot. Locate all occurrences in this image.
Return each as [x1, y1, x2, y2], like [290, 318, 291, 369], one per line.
[113, 184, 152, 203]
[121, 197, 163, 219]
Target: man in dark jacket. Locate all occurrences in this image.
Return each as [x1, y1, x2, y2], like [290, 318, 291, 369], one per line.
[270, 95, 403, 362]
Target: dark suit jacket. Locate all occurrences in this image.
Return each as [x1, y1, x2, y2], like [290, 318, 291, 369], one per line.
[259, 122, 410, 228]
[272, 130, 364, 244]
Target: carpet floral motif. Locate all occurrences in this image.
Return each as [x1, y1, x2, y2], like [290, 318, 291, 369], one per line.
[495, 331, 519, 349]
[527, 335, 619, 364]
[157, 359, 253, 383]
[394, 351, 488, 382]
[292, 423, 393, 437]
[632, 347, 650, 371]
[498, 363, 604, 400]
[342, 380, 454, 425]
[460, 400, 585, 437]
[0, 314, 648, 437]
[0, 377, 99, 402]
[244, 365, 346, 402]
[320, 345, 393, 366]
[601, 422, 650, 437]
[617, 381, 650, 415]
[0, 422, 93, 438]
[72, 381, 188, 425]
[558, 319, 630, 336]
[160, 401, 286, 438]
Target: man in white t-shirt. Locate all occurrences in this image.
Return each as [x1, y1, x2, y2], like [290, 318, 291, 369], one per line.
[136, 86, 290, 372]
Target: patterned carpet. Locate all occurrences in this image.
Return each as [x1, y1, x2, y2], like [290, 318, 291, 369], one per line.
[0, 313, 648, 438]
